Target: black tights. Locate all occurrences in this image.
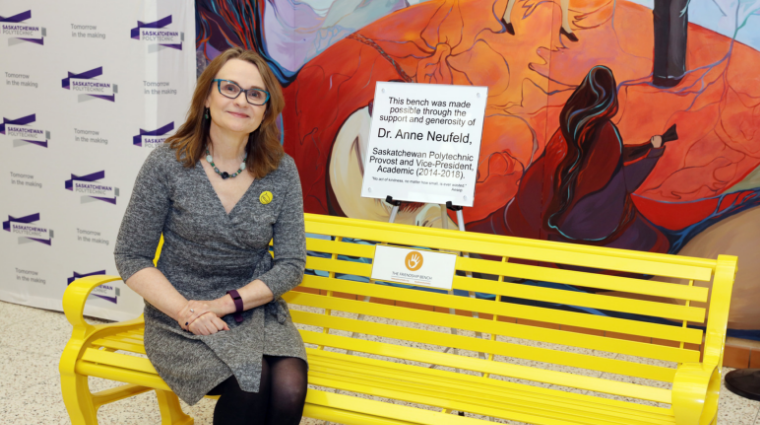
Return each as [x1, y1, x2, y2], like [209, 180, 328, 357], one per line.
[208, 356, 308, 425]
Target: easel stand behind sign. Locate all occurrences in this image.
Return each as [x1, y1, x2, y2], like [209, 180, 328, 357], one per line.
[443, 201, 487, 359]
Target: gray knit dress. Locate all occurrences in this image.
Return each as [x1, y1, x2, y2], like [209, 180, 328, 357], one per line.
[114, 144, 307, 405]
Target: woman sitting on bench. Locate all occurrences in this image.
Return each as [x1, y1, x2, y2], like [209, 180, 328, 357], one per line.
[114, 48, 308, 425]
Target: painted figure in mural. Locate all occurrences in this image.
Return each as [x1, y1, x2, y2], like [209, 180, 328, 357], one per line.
[502, 0, 577, 41]
[652, 0, 689, 87]
[470, 66, 673, 253]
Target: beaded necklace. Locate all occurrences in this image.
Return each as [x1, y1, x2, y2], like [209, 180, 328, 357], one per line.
[205, 147, 247, 180]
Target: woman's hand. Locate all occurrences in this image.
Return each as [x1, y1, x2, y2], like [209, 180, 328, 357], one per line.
[651, 135, 663, 148]
[188, 312, 230, 336]
[177, 297, 235, 331]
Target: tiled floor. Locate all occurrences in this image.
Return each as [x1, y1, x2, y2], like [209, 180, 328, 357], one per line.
[2, 299, 760, 425]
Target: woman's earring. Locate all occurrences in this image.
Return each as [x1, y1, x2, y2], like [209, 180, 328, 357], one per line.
[204, 108, 209, 120]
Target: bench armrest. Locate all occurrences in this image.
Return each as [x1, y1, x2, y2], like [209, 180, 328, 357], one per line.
[672, 361, 721, 425]
[62, 274, 124, 331]
[673, 255, 738, 424]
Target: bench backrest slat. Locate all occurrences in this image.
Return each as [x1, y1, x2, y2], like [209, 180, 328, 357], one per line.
[284, 291, 700, 364]
[304, 216, 715, 281]
[292, 309, 680, 382]
[304, 238, 710, 302]
[299, 330, 674, 404]
[303, 254, 707, 335]
[455, 257, 709, 302]
[458, 277, 705, 323]
[299, 275, 704, 344]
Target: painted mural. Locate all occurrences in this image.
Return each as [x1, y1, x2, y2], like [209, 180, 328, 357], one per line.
[196, 0, 760, 331]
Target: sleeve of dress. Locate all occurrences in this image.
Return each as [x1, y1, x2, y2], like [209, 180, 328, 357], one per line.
[257, 156, 307, 299]
[622, 144, 665, 193]
[622, 142, 654, 163]
[114, 148, 172, 282]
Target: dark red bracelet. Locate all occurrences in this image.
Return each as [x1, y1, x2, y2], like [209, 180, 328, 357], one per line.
[227, 289, 244, 324]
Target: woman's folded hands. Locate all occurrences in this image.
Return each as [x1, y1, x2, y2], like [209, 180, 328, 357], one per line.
[177, 297, 236, 335]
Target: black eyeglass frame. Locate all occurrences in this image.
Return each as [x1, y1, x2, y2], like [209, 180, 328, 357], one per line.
[211, 79, 270, 105]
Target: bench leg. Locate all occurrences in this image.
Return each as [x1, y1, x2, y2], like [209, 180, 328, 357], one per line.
[61, 374, 99, 425]
[155, 390, 194, 425]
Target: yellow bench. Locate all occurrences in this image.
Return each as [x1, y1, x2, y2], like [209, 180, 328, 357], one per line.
[60, 213, 737, 425]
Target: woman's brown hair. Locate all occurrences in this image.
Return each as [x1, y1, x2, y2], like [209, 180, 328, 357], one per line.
[166, 48, 284, 178]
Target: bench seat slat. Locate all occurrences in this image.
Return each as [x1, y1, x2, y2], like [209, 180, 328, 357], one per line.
[100, 335, 145, 346]
[307, 348, 673, 422]
[303, 401, 419, 425]
[309, 353, 673, 423]
[306, 390, 485, 425]
[298, 276, 704, 344]
[293, 310, 677, 382]
[287, 293, 699, 363]
[308, 368, 673, 425]
[76, 362, 170, 392]
[92, 338, 147, 355]
[300, 330, 673, 404]
[309, 373, 666, 425]
[80, 332, 673, 424]
[455, 257, 708, 302]
[306, 371, 672, 425]
[304, 220, 714, 281]
[456, 277, 705, 323]
[81, 348, 157, 374]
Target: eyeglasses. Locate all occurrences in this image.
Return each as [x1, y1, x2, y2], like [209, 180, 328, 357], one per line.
[212, 79, 270, 106]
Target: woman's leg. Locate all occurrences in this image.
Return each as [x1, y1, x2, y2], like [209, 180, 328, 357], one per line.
[560, 0, 572, 33]
[501, 0, 517, 34]
[502, 0, 517, 24]
[559, 0, 578, 41]
[212, 360, 272, 425]
[265, 356, 308, 425]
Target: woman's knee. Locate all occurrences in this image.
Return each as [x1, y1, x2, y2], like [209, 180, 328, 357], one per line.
[269, 357, 308, 407]
[277, 384, 307, 410]
[275, 372, 307, 404]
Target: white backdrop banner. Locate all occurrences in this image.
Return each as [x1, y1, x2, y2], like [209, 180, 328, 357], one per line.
[0, 0, 196, 321]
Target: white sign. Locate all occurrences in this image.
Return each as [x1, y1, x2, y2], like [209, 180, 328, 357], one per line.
[370, 245, 457, 290]
[360, 81, 487, 207]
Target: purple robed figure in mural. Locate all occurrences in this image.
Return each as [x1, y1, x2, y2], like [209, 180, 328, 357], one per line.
[470, 66, 673, 261]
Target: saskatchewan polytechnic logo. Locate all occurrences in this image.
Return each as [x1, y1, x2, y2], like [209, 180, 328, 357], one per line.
[65, 171, 119, 204]
[131, 16, 183, 51]
[0, 114, 50, 148]
[133, 122, 174, 147]
[62, 67, 117, 102]
[3, 213, 53, 245]
[67, 271, 119, 304]
[0, 11, 45, 46]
